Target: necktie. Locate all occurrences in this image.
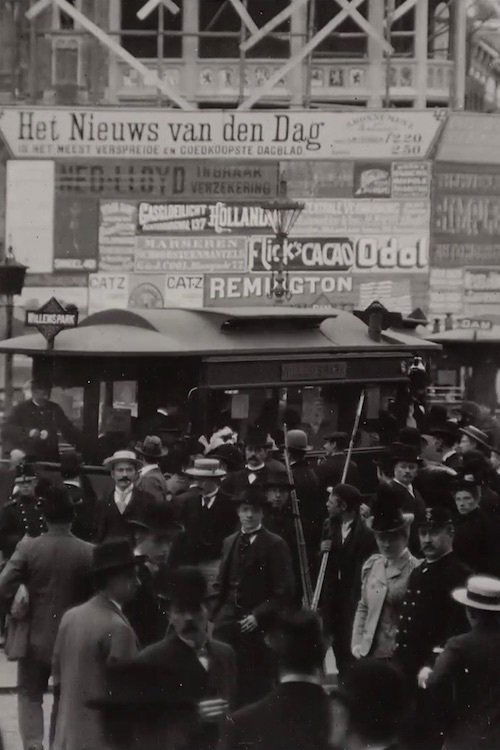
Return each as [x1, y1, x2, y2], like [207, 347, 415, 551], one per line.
[116, 490, 130, 514]
[202, 497, 212, 509]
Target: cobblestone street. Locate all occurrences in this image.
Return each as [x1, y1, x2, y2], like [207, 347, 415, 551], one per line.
[0, 654, 52, 750]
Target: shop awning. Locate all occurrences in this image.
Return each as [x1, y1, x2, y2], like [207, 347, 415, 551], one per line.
[435, 112, 500, 164]
[0, 307, 440, 357]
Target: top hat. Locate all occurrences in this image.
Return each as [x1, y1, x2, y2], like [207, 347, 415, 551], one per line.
[235, 485, 267, 508]
[128, 504, 183, 537]
[14, 461, 38, 484]
[390, 442, 420, 464]
[285, 429, 312, 452]
[367, 484, 414, 532]
[135, 435, 168, 459]
[36, 480, 74, 523]
[92, 539, 145, 574]
[452, 575, 500, 612]
[206, 444, 244, 472]
[264, 471, 293, 490]
[184, 458, 226, 478]
[398, 427, 428, 449]
[459, 425, 492, 452]
[103, 450, 142, 470]
[418, 505, 453, 531]
[428, 421, 459, 441]
[245, 427, 273, 448]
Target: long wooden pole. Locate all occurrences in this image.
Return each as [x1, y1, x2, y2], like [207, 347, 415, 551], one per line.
[311, 390, 366, 611]
[283, 423, 313, 609]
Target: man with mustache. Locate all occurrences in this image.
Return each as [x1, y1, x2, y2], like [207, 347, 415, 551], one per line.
[95, 450, 157, 543]
[222, 427, 286, 496]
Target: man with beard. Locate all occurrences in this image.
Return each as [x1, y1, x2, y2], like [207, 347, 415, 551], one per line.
[222, 427, 286, 495]
[95, 450, 157, 543]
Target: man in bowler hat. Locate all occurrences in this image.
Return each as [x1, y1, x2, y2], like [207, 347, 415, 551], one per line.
[135, 436, 171, 504]
[51, 539, 141, 750]
[211, 486, 295, 706]
[222, 427, 286, 496]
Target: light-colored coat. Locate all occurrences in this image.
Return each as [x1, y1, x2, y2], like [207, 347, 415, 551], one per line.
[0, 529, 93, 664]
[351, 551, 420, 658]
[52, 593, 139, 750]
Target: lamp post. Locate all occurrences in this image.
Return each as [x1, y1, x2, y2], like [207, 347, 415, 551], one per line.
[0, 245, 28, 414]
[262, 193, 305, 305]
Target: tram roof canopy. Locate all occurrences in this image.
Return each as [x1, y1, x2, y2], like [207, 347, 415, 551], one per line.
[0, 307, 439, 357]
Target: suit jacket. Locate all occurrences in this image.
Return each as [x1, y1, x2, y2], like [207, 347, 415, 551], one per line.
[290, 458, 324, 561]
[52, 593, 139, 750]
[427, 624, 500, 750]
[179, 490, 237, 564]
[395, 552, 471, 677]
[315, 453, 360, 492]
[2, 398, 80, 460]
[135, 466, 170, 505]
[320, 514, 377, 632]
[388, 480, 426, 556]
[95, 486, 157, 542]
[351, 550, 420, 658]
[222, 466, 274, 496]
[131, 633, 237, 706]
[221, 681, 331, 750]
[212, 528, 295, 622]
[453, 508, 499, 575]
[0, 528, 93, 663]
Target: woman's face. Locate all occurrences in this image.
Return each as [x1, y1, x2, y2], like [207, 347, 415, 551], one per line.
[374, 528, 408, 560]
[454, 490, 479, 516]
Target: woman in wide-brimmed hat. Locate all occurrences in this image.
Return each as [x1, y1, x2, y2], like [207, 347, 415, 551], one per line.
[425, 575, 500, 750]
[351, 485, 419, 661]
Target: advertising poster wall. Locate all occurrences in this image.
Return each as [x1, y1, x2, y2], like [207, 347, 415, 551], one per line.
[431, 162, 500, 320]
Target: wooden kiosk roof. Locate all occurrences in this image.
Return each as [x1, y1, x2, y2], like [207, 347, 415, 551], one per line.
[0, 307, 440, 357]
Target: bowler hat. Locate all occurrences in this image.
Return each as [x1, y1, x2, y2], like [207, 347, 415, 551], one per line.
[459, 425, 492, 451]
[398, 427, 428, 449]
[367, 484, 414, 532]
[245, 427, 273, 448]
[168, 566, 208, 610]
[428, 421, 459, 441]
[235, 485, 267, 508]
[128, 504, 182, 536]
[418, 505, 453, 531]
[264, 471, 292, 489]
[184, 458, 226, 478]
[452, 575, 500, 612]
[328, 483, 362, 507]
[60, 450, 83, 479]
[135, 435, 167, 459]
[390, 442, 420, 464]
[92, 539, 145, 574]
[103, 450, 142, 470]
[285, 429, 312, 452]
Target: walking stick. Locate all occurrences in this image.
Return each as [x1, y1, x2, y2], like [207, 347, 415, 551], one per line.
[311, 390, 366, 611]
[283, 424, 314, 609]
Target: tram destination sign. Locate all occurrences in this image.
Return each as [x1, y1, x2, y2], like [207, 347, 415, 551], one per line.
[281, 361, 347, 381]
[25, 297, 79, 344]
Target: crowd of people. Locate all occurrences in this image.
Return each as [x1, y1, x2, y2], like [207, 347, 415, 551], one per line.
[0, 381, 499, 749]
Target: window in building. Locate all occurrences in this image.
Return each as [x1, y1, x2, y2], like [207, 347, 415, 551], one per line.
[56, 0, 77, 30]
[313, 0, 368, 58]
[390, 1, 415, 58]
[430, 2, 450, 59]
[199, 0, 290, 58]
[121, 0, 183, 58]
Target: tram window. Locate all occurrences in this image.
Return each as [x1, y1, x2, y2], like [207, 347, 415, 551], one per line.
[50, 386, 84, 430]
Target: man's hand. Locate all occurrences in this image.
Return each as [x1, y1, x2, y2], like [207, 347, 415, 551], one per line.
[320, 540, 332, 554]
[240, 614, 258, 633]
[29, 429, 40, 439]
[417, 666, 432, 689]
[198, 698, 229, 722]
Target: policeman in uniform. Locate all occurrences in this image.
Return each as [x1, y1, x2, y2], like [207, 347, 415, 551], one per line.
[395, 506, 471, 750]
[0, 463, 47, 559]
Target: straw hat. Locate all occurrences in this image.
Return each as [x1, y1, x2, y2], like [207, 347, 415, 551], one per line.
[184, 458, 226, 478]
[103, 450, 142, 470]
[459, 425, 492, 452]
[452, 575, 500, 612]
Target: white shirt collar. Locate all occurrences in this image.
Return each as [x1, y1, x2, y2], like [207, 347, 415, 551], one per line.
[393, 478, 414, 496]
[241, 524, 262, 542]
[108, 597, 123, 612]
[64, 478, 81, 488]
[246, 463, 265, 471]
[442, 449, 456, 462]
[201, 490, 218, 509]
[140, 463, 159, 476]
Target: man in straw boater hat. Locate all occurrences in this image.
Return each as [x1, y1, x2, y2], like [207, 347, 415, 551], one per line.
[211, 485, 295, 707]
[134, 435, 170, 504]
[177, 458, 237, 589]
[95, 449, 157, 543]
[458, 424, 493, 457]
[424, 575, 500, 750]
[51, 539, 141, 750]
[0, 461, 47, 560]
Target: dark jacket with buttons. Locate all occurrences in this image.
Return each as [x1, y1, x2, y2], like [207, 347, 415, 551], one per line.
[395, 552, 471, 678]
[0, 495, 47, 558]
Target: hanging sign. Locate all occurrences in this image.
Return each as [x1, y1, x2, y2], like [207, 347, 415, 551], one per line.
[25, 296, 79, 344]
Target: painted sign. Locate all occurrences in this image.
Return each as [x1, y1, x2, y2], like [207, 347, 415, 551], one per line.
[25, 297, 78, 342]
[134, 235, 247, 273]
[137, 201, 274, 234]
[54, 194, 99, 271]
[458, 318, 493, 330]
[88, 273, 129, 314]
[0, 108, 445, 160]
[56, 160, 278, 199]
[292, 199, 430, 235]
[98, 201, 136, 271]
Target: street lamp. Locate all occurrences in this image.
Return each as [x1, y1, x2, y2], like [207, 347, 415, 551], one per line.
[0, 244, 28, 414]
[262, 194, 304, 304]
